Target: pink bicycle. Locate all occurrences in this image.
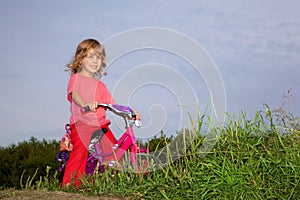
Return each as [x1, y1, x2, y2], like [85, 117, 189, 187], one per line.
[83, 103, 159, 174]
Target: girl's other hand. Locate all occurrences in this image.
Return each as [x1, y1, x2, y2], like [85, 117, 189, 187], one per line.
[133, 110, 140, 120]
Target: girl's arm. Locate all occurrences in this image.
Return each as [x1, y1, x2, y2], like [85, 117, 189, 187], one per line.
[71, 91, 98, 112]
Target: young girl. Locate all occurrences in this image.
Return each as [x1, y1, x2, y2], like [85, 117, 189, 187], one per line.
[62, 39, 115, 187]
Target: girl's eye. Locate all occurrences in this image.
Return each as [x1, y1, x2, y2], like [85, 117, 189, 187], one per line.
[87, 55, 101, 60]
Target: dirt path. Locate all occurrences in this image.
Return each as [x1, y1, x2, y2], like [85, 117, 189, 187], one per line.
[0, 190, 129, 200]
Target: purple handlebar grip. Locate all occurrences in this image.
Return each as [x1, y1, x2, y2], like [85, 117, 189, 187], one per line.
[111, 104, 133, 113]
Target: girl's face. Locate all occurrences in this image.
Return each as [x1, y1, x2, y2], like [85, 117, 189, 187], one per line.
[80, 48, 103, 78]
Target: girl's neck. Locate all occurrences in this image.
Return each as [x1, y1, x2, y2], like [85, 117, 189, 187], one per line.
[79, 71, 94, 78]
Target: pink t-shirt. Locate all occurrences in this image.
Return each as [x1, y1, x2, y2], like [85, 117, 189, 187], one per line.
[67, 73, 114, 126]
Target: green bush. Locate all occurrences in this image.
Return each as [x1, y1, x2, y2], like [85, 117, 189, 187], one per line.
[0, 137, 60, 188]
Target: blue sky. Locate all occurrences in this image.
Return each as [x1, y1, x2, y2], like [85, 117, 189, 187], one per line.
[0, 0, 299, 146]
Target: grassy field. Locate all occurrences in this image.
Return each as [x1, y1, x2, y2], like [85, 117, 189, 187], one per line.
[13, 106, 300, 199]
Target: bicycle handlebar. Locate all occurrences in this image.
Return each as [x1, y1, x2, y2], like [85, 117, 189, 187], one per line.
[82, 103, 138, 121]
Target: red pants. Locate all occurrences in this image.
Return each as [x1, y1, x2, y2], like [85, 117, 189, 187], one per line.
[62, 121, 115, 187]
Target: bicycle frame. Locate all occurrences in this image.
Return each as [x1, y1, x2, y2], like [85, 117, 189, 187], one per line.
[86, 103, 148, 174]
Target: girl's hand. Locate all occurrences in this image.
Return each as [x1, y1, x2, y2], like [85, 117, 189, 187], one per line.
[85, 101, 98, 112]
[133, 110, 140, 120]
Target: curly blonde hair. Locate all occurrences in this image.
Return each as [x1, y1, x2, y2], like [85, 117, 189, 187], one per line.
[66, 39, 106, 76]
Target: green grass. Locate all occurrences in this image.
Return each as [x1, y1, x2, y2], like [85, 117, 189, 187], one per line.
[22, 108, 300, 199]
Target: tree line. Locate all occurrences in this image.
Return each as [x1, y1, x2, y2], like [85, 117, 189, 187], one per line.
[0, 131, 172, 188]
[0, 137, 60, 188]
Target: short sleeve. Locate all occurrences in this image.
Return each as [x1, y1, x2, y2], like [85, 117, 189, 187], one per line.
[96, 81, 115, 104]
[67, 74, 78, 102]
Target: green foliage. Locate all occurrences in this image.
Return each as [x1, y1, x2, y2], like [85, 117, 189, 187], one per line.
[145, 130, 173, 152]
[1, 102, 300, 199]
[0, 137, 60, 188]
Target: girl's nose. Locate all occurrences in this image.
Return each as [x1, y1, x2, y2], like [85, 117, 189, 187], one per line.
[92, 56, 98, 63]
